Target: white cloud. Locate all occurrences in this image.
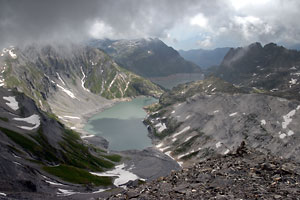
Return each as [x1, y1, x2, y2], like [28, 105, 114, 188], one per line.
[190, 13, 208, 29]
[89, 21, 115, 39]
[196, 36, 212, 48]
[230, 0, 271, 10]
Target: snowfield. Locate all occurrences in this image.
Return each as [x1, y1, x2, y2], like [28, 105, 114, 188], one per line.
[13, 114, 40, 130]
[172, 126, 190, 138]
[3, 96, 19, 110]
[90, 163, 140, 187]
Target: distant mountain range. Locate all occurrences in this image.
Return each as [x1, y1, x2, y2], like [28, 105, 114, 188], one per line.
[89, 38, 203, 88]
[213, 42, 300, 100]
[178, 47, 230, 69]
[89, 38, 201, 78]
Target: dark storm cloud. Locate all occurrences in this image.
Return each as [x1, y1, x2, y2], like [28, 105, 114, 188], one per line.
[0, 0, 102, 47]
[0, 0, 209, 48]
[0, 0, 300, 49]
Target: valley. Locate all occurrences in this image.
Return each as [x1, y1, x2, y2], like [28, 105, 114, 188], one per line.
[1, 41, 300, 199]
[2, 1, 300, 199]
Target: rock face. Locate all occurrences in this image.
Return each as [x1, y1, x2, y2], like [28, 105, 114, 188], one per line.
[0, 44, 163, 107]
[108, 145, 300, 200]
[214, 42, 300, 100]
[0, 44, 163, 130]
[145, 77, 300, 167]
[0, 87, 123, 199]
[179, 47, 230, 69]
[89, 38, 203, 88]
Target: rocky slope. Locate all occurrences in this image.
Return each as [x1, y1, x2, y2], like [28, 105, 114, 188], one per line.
[213, 42, 300, 100]
[108, 144, 300, 200]
[0, 87, 179, 200]
[89, 38, 203, 88]
[144, 77, 300, 168]
[0, 45, 163, 130]
[179, 47, 230, 69]
[0, 87, 120, 199]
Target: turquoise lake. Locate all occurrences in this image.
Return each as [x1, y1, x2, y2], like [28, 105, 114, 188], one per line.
[84, 97, 158, 151]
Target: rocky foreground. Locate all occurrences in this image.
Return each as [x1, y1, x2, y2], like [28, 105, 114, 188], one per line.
[107, 144, 300, 200]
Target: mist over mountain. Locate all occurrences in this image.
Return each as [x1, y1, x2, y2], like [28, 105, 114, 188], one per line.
[89, 38, 204, 88]
[213, 42, 300, 100]
[178, 47, 230, 69]
[89, 38, 201, 77]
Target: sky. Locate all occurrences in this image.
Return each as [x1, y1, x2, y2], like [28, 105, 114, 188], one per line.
[0, 0, 300, 50]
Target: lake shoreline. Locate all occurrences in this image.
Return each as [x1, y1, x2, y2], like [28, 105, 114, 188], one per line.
[83, 96, 158, 151]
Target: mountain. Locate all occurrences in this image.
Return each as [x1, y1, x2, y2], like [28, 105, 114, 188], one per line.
[144, 77, 300, 168]
[0, 46, 179, 199]
[0, 87, 121, 199]
[179, 47, 230, 69]
[89, 38, 203, 88]
[0, 45, 163, 130]
[213, 42, 300, 100]
[286, 43, 300, 51]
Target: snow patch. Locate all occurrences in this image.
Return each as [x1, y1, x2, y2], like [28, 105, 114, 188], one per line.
[223, 149, 230, 155]
[0, 193, 6, 196]
[56, 72, 65, 86]
[178, 149, 197, 159]
[289, 78, 297, 87]
[185, 115, 191, 120]
[171, 110, 175, 114]
[213, 110, 219, 114]
[62, 116, 80, 119]
[279, 133, 287, 139]
[92, 188, 111, 194]
[155, 122, 167, 133]
[156, 142, 164, 148]
[91, 164, 139, 187]
[172, 126, 190, 138]
[81, 134, 95, 139]
[261, 119, 266, 125]
[184, 136, 193, 142]
[160, 146, 170, 152]
[80, 66, 90, 92]
[57, 189, 78, 196]
[3, 96, 19, 110]
[287, 130, 294, 136]
[211, 87, 216, 92]
[45, 180, 65, 186]
[282, 109, 297, 129]
[56, 84, 76, 99]
[13, 161, 22, 166]
[8, 49, 17, 59]
[216, 141, 222, 148]
[265, 73, 272, 78]
[229, 112, 238, 117]
[13, 114, 40, 130]
[108, 73, 118, 90]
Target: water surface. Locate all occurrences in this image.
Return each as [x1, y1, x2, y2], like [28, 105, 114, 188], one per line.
[84, 97, 157, 151]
